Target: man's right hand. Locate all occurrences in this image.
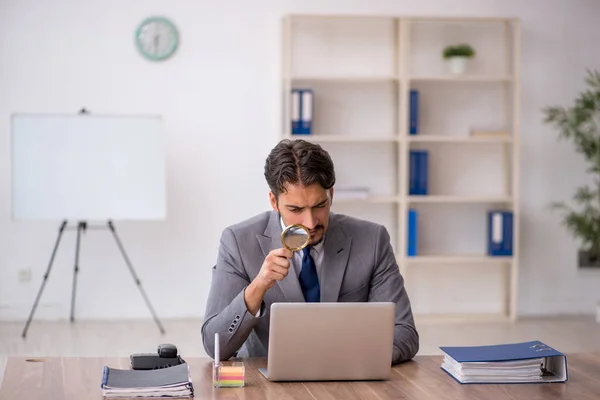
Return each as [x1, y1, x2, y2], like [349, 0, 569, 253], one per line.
[244, 248, 293, 315]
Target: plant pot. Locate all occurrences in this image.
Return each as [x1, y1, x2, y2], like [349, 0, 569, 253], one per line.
[578, 249, 600, 269]
[447, 56, 469, 75]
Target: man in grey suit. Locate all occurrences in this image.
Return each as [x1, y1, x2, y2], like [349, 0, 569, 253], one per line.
[202, 139, 419, 364]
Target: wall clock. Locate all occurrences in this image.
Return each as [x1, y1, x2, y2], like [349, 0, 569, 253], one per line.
[135, 16, 179, 61]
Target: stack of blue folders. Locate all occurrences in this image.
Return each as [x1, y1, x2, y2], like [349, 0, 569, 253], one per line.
[440, 340, 568, 384]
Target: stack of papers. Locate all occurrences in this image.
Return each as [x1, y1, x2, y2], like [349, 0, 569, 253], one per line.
[439, 340, 568, 384]
[101, 363, 194, 398]
[441, 355, 545, 383]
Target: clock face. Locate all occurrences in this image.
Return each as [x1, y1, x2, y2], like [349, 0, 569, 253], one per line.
[135, 16, 179, 61]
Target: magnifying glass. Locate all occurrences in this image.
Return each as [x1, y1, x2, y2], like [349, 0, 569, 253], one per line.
[281, 224, 311, 252]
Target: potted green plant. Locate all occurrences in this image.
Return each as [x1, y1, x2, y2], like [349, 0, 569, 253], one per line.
[542, 69, 600, 322]
[442, 44, 475, 75]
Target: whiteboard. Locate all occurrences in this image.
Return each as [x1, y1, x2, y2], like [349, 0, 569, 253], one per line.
[11, 114, 166, 221]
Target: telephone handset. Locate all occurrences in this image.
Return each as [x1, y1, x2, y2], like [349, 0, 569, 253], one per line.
[130, 343, 186, 370]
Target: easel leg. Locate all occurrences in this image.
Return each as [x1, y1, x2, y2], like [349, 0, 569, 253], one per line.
[22, 220, 68, 338]
[107, 221, 165, 334]
[70, 221, 86, 322]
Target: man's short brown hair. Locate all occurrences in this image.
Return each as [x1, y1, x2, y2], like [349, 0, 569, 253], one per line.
[264, 139, 336, 198]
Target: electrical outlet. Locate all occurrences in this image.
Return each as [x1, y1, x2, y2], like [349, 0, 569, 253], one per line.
[18, 268, 32, 282]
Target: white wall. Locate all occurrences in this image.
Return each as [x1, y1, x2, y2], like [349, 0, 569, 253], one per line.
[1, 0, 599, 321]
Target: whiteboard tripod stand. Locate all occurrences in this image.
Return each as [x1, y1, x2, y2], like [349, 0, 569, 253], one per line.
[21, 220, 166, 338]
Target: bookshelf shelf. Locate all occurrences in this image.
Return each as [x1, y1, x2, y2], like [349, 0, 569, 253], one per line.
[283, 15, 520, 322]
[407, 135, 512, 143]
[407, 255, 513, 264]
[408, 195, 513, 204]
[291, 76, 398, 82]
[409, 75, 513, 82]
[284, 135, 399, 143]
[408, 16, 517, 23]
[334, 195, 400, 204]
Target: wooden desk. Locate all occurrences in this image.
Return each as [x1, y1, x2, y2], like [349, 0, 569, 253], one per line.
[1, 354, 599, 399]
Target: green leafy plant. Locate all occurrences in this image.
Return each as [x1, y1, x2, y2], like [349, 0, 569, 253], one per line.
[442, 44, 475, 59]
[543, 69, 600, 262]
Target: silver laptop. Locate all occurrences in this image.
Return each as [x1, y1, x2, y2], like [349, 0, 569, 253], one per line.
[258, 302, 395, 381]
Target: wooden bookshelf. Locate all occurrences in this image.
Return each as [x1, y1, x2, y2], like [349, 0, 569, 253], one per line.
[282, 15, 520, 322]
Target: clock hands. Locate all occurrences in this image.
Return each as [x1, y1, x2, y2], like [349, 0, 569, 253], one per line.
[153, 35, 159, 54]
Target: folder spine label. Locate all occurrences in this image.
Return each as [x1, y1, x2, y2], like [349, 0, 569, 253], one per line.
[487, 210, 513, 256]
[300, 89, 313, 135]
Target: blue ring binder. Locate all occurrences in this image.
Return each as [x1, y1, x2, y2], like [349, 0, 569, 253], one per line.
[439, 340, 568, 384]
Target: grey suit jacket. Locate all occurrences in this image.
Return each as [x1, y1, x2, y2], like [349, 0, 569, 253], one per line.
[201, 210, 419, 364]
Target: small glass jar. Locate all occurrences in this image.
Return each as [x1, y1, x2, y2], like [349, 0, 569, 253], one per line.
[213, 362, 245, 388]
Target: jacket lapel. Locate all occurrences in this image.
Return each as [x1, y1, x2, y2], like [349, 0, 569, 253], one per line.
[257, 211, 305, 302]
[320, 214, 352, 302]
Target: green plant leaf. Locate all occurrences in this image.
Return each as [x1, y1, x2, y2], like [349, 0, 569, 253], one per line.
[442, 44, 475, 59]
[543, 69, 600, 251]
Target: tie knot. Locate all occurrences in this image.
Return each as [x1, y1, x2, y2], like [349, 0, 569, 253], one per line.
[303, 246, 311, 257]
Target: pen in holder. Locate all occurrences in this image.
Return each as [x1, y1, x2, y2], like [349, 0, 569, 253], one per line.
[213, 332, 245, 388]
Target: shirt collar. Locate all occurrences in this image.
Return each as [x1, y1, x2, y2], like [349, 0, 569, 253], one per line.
[280, 216, 324, 253]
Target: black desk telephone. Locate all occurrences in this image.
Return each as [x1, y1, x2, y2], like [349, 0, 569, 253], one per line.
[130, 343, 186, 370]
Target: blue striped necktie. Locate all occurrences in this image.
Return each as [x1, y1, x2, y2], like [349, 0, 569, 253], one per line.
[299, 247, 320, 302]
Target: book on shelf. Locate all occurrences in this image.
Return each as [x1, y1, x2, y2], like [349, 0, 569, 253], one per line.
[409, 89, 419, 135]
[487, 210, 513, 256]
[291, 89, 300, 134]
[290, 88, 313, 135]
[440, 340, 568, 384]
[407, 209, 418, 256]
[100, 362, 194, 398]
[409, 150, 428, 195]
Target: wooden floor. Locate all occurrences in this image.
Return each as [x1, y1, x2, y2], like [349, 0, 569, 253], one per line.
[1, 315, 600, 385]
